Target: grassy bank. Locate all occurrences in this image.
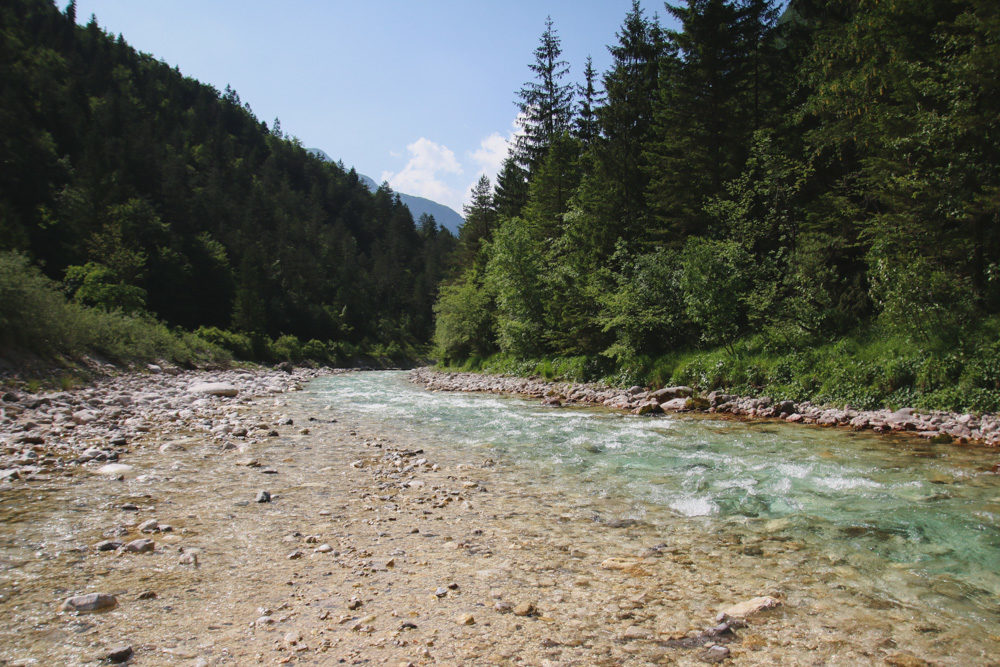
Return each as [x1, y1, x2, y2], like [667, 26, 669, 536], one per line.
[444, 327, 1000, 415]
[0, 252, 425, 378]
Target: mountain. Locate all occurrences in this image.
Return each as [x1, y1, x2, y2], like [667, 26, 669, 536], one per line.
[308, 149, 465, 235]
[0, 0, 457, 350]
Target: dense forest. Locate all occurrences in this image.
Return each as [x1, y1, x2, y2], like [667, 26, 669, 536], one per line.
[437, 0, 1000, 412]
[0, 0, 455, 364]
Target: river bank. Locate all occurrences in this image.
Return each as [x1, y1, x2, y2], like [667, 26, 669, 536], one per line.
[1, 368, 997, 665]
[410, 368, 1000, 451]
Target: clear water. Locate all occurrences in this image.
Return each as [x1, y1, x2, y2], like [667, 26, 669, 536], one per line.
[303, 371, 1000, 625]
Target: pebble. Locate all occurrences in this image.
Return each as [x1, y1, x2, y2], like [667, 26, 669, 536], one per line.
[95, 540, 122, 552]
[513, 601, 536, 617]
[457, 613, 475, 625]
[256, 490, 271, 503]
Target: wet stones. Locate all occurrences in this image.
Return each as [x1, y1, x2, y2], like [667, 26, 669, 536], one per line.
[61, 593, 117, 613]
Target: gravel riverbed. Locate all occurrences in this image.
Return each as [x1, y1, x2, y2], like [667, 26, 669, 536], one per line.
[0, 367, 996, 665]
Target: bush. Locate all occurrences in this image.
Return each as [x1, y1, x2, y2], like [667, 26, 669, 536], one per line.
[0, 251, 228, 366]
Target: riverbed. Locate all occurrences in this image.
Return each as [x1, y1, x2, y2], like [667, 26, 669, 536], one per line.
[1, 370, 998, 665]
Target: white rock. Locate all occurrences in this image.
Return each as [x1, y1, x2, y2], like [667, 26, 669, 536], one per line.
[95, 463, 133, 476]
[187, 382, 239, 397]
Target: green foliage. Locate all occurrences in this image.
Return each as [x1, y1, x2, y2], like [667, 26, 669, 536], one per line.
[485, 218, 547, 357]
[433, 272, 495, 364]
[0, 0, 454, 353]
[0, 251, 227, 366]
[64, 262, 147, 313]
[678, 237, 750, 352]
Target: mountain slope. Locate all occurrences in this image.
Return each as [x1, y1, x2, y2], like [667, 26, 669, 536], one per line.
[0, 0, 456, 349]
[308, 149, 465, 234]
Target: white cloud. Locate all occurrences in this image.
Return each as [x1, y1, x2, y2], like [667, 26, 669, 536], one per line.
[460, 115, 524, 208]
[471, 132, 509, 182]
[383, 137, 463, 210]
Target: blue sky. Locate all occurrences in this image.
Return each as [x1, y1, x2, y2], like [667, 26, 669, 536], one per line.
[74, 1, 676, 214]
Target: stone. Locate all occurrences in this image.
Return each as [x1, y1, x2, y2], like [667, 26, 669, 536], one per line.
[287, 550, 303, 560]
[600, 557, 648, 574]
[104, 645, 133, 663]
[95, 540, 122, 552]
[622, 625, 650, 640]
[72, 410, 99, 425]
[717, 596, 781, 621]
[138, 519, 160, 533]
[513, 601, 536, 617]
[661, 398, 688, 411]
[159, 441, 187, 453]
[123, 538, 155, 553]
[188, 382, 239, 397]
[61, 593, 117, 612]
[256, 490, 271, 503]
[136, 590, 157, 600]
[885, 652, 931, 667]
[347, 597, 363, 610]
[314, 543, 334, 553]
[179, 552, 198, 566]
[96, 463, 133, 476]
[457, 613, 475, 625]
[699, 645, 730, 663]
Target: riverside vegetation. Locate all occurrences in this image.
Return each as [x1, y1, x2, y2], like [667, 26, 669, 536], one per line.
[435, 0, 1000, 417]
[3, 0, 1000, 416]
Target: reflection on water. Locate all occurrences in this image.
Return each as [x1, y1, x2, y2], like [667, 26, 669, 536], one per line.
[305, 371, 1000, 624]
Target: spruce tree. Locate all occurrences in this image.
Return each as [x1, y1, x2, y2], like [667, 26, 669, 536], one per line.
[514, 16, 575, 173]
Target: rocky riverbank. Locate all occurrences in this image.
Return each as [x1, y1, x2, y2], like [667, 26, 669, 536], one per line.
[410, 368, 1000, 449]
[0, 366, 331, 485]
[1, 368, 995, 664]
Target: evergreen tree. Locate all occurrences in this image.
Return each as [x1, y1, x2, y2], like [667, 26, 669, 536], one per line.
[574, 55, 601, 146]
[514, 16, 575, 172]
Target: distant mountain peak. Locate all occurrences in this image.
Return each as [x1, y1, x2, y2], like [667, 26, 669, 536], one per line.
[307, 148, 464, 234]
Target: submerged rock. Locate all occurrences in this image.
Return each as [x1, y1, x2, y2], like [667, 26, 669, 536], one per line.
[717, 595, 782, 621]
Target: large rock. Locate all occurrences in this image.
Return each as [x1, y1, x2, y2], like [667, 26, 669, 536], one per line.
[187, 382, 238, 397]
[61, 593, 117, 612]
[650, 386, 694, 402]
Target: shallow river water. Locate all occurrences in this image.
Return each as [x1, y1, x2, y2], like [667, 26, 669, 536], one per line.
[308, 372, 1000, 628]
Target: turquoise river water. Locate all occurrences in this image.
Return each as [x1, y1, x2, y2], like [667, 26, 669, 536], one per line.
[302, 371, 1000, 628]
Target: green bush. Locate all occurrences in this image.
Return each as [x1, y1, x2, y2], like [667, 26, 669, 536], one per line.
[194, 326, 254, 359]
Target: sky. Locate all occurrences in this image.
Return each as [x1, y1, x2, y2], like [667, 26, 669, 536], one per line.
[74, 1, 677, 215]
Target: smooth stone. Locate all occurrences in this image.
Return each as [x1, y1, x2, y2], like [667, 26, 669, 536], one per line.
[513, 601, 536, 617]
[61, 593, 117, 612]
[96, 463, 133, 476]
[123, 538, 155, 553]
[717, 595, 781, 621]
[188, 382, 239, 397]
[457, 613, 475, 625]
[159, 441, 187, 453]
[95, 540, 122, 552]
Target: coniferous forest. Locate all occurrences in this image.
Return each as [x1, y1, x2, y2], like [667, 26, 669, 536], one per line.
[0, 0, 455, 364]
[2, 0, 1000, 413]
[437, 0, 1000, 413]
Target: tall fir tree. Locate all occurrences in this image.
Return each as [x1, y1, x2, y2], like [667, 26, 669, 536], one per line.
[514, 16, 575, 173]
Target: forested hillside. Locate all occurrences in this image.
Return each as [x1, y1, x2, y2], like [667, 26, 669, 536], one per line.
[0, 0, 455, 364]
[437, 0, 1000, 412]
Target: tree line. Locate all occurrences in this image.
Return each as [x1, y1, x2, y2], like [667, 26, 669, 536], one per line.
[435, 0, 1000, 410]
[0, 0, 456, 362]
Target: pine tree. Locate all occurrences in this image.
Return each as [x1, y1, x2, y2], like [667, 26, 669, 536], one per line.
[457, 175, 496, 268]
[574, 55, 601, 146]
[514, 16, 575, 172]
